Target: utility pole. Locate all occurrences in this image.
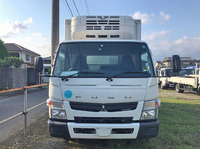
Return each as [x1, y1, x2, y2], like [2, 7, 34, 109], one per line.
[51, 0, 59, 66]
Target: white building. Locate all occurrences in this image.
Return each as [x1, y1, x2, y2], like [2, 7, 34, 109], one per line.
[5, 43, 40, 68]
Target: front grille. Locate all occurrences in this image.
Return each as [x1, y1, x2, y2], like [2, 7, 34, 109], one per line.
[74, 117, 133, 123]
[69, 102, 138, 112]
[111, 128, 134, 134]
[74, 128, 96, 134]
[73, 128, 133, 134]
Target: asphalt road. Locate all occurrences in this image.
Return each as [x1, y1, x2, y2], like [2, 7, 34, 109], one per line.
[0, 88, 49, 142]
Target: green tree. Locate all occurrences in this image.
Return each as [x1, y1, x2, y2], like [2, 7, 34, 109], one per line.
[0, 39, 9, 60]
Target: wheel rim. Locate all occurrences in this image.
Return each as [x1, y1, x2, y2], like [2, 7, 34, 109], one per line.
[176, 84, 179, 91]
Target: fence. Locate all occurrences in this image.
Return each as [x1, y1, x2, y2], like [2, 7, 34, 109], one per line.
[0, 67, 27, 89]
[0, 83, 49, 135]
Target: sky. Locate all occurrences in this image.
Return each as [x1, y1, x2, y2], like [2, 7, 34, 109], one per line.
[0, 0, 200, 61]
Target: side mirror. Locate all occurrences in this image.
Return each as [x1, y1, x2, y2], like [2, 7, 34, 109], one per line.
[34, 57, 43, 73]
[171, 55, 181, 73]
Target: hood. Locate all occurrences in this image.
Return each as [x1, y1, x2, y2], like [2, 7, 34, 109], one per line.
[49, 78, 149, 103]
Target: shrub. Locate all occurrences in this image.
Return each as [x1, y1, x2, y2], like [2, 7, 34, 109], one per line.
[0, 86, 5, 91]
[0, 57, 24, 68]
[48, 68, 51, 74]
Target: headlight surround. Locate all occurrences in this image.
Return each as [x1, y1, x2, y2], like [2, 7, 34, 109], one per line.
[47, 99, 64, 109]
[47, 99, 66, 119]
[141, 99, 160, 120]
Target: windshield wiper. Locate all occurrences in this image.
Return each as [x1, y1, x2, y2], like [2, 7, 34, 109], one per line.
[106, 71, 150, 82]
[60, 71, 105, 81]
[41, 71, 105, 81]
[40, 74, 70, 81]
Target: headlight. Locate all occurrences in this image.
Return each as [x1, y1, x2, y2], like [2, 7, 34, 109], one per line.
[47, 99, 66, 119]
[52, 109, 66, 119]
[141, 109, 157, 120]
[141, 99, 160, 120]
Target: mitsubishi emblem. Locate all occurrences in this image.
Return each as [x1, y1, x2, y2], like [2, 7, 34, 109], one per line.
[101, 105, 107, 111]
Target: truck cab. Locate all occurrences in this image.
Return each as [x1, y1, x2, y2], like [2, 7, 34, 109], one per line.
[47, 16, 160, 139]
[158, 68, 175, 89]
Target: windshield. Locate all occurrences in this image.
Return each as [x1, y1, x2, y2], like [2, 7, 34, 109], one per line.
[165, 69, 172, 76]
[179, 69, 195, 76]
[53, 42, 155, 78]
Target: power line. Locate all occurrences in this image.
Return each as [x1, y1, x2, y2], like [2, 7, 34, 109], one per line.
[84, 0, 89, 15]
[64, 0, 74, 17]
[93, 0, 97, 15]
[72, 0, 80, 16]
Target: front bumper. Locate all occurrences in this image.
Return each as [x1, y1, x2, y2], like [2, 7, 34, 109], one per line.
[48, 119, 159, 139]
[137, 120, 159, 138]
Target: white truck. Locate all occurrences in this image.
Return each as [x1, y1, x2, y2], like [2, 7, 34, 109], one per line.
[158, 68, 175, 89]
[40, 16, 161, 139]
[158, 68, 195, 89]
[168, 65, 200, 94]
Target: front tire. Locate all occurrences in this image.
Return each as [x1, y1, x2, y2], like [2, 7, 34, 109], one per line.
[197, 86, 200, 95]
[161, 82, 168, 89]
[160, 82, 165, 89]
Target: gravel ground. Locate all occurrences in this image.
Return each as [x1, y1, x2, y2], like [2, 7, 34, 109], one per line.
[0, 113, 110, 149]
[0, 89, 200, 149]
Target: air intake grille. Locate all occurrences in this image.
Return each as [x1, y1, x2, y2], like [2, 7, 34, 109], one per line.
[74, 117, 134, 123]
[70, 102, 138, 112]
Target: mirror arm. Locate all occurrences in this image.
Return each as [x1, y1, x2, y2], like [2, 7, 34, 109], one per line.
[39, 74, 51, 77]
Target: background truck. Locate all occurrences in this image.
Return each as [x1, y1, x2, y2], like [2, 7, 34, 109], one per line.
[158, 68, 175, 89]
[38, 16, 161, 139]
[158, 68, 195, 89]
[168, 64, 200, 94]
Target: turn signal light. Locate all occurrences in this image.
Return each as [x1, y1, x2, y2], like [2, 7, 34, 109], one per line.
[47, 100, 53, 108]
[155, 100, 160, 108]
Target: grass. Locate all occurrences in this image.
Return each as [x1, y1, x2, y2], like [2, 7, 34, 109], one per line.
[109, 97, 200, 149]
[0, 91, 200, 149]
